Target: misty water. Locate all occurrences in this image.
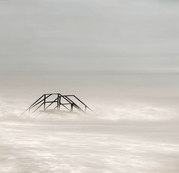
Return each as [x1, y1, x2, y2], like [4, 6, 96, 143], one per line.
[0, 73, 179, 173]
[1, 0, 179, 172]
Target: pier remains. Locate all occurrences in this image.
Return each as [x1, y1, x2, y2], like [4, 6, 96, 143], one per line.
[24, 93, 92, 114]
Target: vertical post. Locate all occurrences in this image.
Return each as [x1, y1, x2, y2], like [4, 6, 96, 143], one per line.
[43, 94, 46, 111]
[71, 104, 74, 112]
[57, 94, 59, 110]
[57, 94, 61, 110]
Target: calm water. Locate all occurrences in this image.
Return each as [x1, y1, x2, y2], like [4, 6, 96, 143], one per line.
[0, 77, 179, 173]
[1, 0, 179, 172]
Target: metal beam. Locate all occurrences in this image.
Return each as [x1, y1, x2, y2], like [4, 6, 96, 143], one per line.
[24, 93, 92, 114]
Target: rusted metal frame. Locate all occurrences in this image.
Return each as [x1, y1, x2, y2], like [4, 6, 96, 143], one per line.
[45, 93, 58, 95]
[28, 94, 52, 112]
[24, 93, 91, 114]
[30, 99, 44, 109]
[73, 95, 93, 111]
[23, 94, 44, 113]
[32, 102, 44, 113]
[61, 95, 75, 112]
[63, 96, 85, 113]
[61, 104, 71, 111]
[61, 103, 71, 105]
[57, 94, 61, 110]
[64, 95, 92, 111]
[64, 95, 86, 106]
[44, 98, 58, 110]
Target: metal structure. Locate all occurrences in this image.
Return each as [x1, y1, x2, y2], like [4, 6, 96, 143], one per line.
[24, 93, 92, 114]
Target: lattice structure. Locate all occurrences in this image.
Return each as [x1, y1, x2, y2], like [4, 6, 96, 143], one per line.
[24, 93, 92, 114]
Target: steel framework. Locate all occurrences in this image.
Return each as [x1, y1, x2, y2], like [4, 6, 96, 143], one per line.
[24, 93, 92, 114]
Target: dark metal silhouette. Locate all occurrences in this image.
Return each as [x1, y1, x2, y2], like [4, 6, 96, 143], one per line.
[24, 93, 92, 114]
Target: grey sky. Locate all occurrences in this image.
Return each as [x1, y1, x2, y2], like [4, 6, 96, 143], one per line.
[0, 0, 179, 100]
[0, 0, 179, 75]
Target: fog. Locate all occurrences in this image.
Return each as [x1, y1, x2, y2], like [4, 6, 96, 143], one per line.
[0, 0, 179, 172]
[0, 0, 179, 98]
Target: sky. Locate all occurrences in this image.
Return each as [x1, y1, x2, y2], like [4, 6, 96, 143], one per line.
[0, 0, 179, 99]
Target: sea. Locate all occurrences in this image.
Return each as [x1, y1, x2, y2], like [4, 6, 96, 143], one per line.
[0, 72, 179, 173]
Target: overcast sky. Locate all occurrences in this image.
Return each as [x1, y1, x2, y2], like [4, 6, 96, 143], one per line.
[0, 0, 179, 74]
[0, 0, 179, 98]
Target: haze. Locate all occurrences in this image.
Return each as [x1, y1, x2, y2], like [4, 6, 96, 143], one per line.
[0, 0, 179, 99]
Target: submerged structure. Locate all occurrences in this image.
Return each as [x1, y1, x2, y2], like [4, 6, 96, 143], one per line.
[24, 93, 92, 114]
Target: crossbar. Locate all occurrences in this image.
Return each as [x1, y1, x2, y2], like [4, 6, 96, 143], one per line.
[24, 93, 92, 114]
